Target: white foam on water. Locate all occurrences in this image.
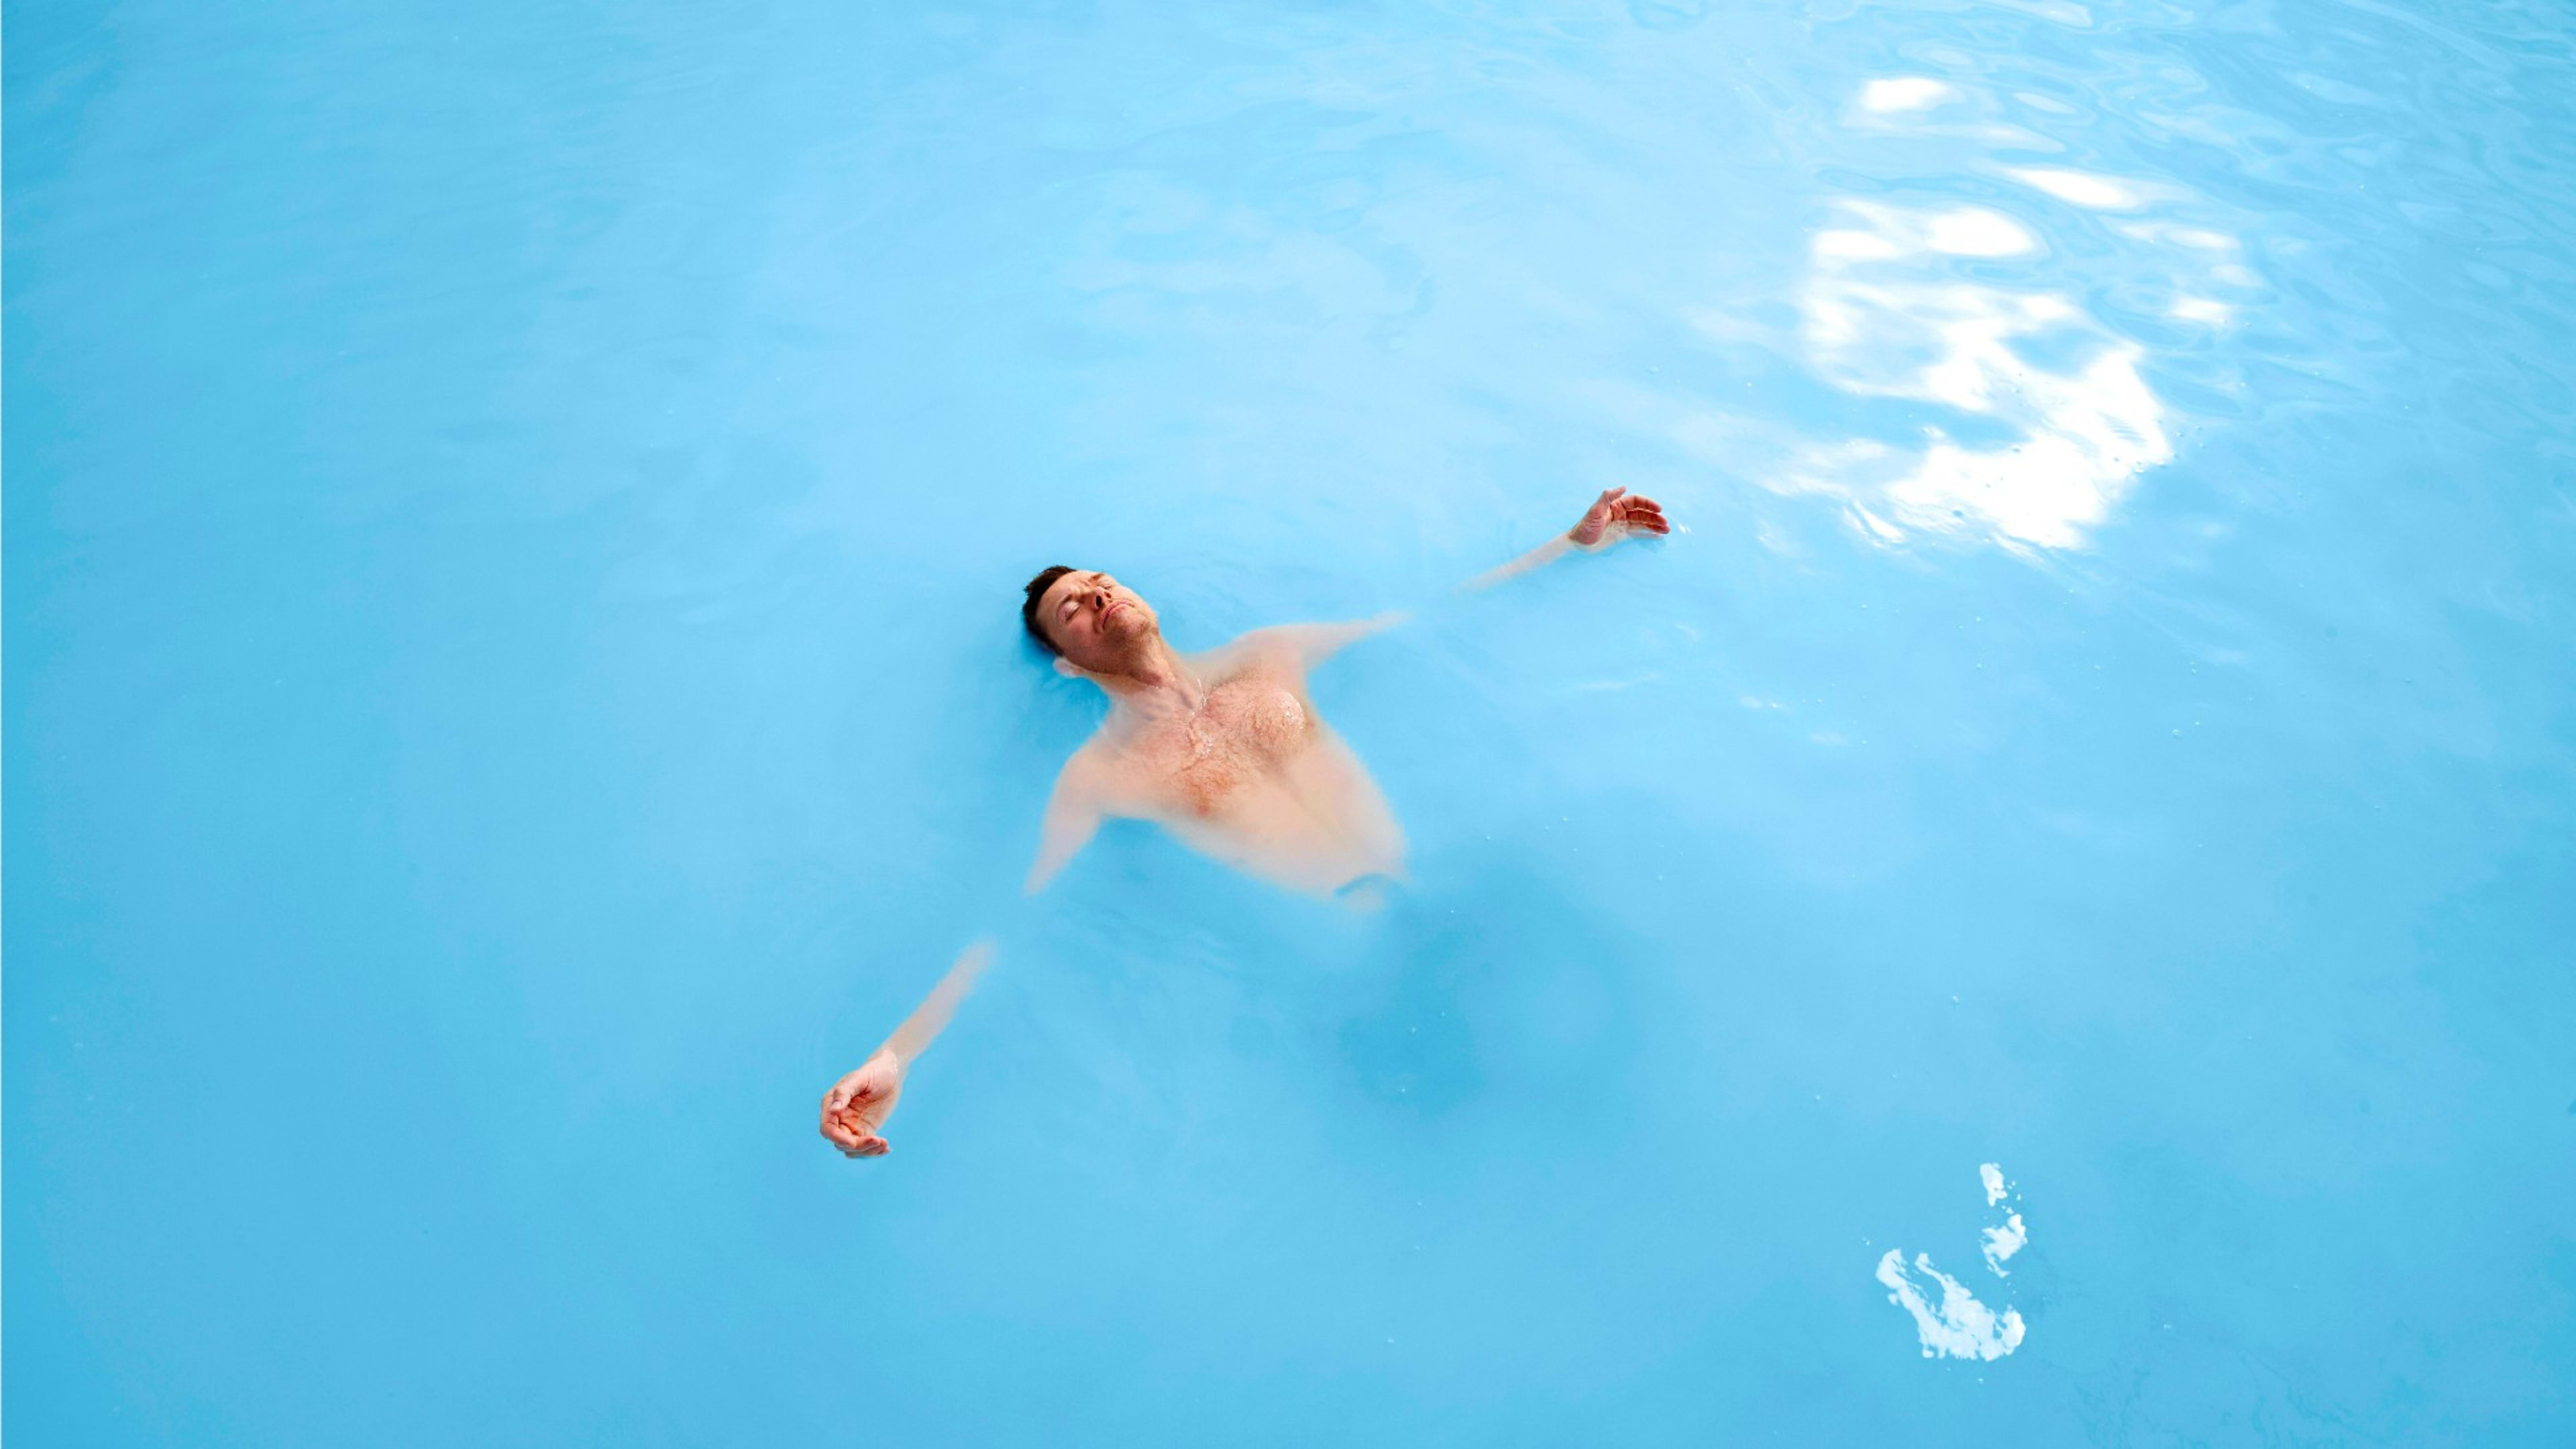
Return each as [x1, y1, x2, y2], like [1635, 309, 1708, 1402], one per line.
[1877, 1250, 2027, 1361]
[1982, 1214, 2027, 1275]
[1880, 1164, 2031, 1361]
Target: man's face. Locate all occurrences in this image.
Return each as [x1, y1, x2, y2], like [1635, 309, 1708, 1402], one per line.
[1034, 569, 1161, 670]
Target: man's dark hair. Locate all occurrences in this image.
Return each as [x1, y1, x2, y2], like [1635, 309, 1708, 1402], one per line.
[1022, 565, 1076, 655]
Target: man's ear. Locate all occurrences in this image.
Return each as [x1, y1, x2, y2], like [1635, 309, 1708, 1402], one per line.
[1053, 655, 1083, 679]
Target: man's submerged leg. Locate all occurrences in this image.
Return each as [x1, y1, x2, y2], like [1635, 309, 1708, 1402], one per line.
[1333, 871, 1406, 912]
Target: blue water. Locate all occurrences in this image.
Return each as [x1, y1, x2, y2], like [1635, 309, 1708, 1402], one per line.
[9, 0, 2575, 1442]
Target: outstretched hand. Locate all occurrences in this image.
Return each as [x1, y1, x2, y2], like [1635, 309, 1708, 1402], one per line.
[816, 942, 991, 1163]
[820, 1050, 905, 1159]
[1567, 486, 1671, 550]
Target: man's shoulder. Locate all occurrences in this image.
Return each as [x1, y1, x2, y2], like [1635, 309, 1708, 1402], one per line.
[1061, 731, 1120, 772]
[1056, 731, 1166, 812]
[1201, 626, 1306, 674]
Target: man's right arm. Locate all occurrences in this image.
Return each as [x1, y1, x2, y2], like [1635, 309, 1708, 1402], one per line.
[822, 748, 1104, 1158]
[820, 941, 994, 1159]
[822, 746, 1121, 1160]
[1025, 750, 1107, 894]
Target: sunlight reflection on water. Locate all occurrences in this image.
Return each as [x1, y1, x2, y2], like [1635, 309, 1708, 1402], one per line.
[1708, 78, 2266, 553]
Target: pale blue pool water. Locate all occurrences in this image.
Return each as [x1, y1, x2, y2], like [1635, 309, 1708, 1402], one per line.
[9, 0, 2575, 1443]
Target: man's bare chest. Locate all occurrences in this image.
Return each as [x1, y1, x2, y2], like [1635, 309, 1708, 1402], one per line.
[1118, 674, 1318, 815]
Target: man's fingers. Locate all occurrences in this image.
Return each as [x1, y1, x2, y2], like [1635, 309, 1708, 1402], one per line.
[822, 1067, 877, 1110]
[825, 1120, 893, 1158]
[1619, 498, 1670, 532]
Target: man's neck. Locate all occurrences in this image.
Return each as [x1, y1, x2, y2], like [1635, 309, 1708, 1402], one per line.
[1088, 638, 1203, 715]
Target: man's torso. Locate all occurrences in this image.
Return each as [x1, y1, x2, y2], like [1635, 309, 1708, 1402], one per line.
[1083, 643, 1405, 894]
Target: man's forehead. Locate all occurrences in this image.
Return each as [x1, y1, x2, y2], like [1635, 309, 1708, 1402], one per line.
[1040, 569, 1102, 608]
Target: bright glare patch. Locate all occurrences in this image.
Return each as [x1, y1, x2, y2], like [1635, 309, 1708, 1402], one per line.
[1784, 202, 2171, 550]
[1814, 227, 1904, 262]
[1925, 208, 2040, 257]
[2002, 0, 2093, 23]
[1861, 77, 1957, 112]
[1671, 91, 2260, 557]
[2010, 166, 2145, 210]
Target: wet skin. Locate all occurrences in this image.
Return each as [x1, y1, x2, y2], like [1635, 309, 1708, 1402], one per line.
[820, 486, 1670, 1157]
[1024, 574, 1408, 897]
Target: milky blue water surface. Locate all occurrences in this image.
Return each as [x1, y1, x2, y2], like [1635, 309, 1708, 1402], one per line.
[9, 0, 2575, 1443]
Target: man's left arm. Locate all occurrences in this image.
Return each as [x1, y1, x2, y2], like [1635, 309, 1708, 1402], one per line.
[1464, 486, 1671, 591]
[1231, 613, 1411, 670]
[1240, 487, 1673, 667]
